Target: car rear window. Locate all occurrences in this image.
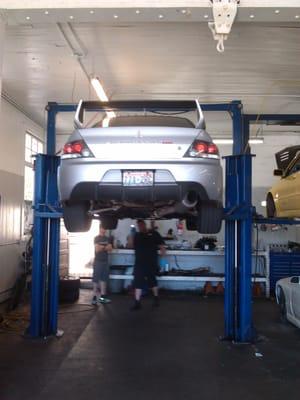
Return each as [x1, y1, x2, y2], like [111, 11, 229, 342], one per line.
[102, 115, 195, 128]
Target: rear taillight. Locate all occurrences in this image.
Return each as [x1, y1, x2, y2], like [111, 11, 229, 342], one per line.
[62, 140, 94, 159]
[186, 140, 219, 159]
[207, 143, 219, 155]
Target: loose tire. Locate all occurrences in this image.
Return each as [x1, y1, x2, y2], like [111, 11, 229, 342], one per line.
[266, 194, 276, 218]
[278, 287, 288, 323]
[197, 203, 223, 234]
[59, 278, 80, 303]
[63, 202, 92, 232]
[100, 216, 118, 230]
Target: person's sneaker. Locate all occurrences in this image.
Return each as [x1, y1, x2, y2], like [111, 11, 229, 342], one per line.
[99, 296, 111, 304]
[91, 296, 98, 305]
[152, 296, 160, 308]
[130, 300, 141, 311]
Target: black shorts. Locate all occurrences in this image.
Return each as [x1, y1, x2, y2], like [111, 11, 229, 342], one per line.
[133, 267, 157, 289]
[93, 262, 109, 283]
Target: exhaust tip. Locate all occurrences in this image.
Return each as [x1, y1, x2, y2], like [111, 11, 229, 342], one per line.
[182, 191, 198, 208]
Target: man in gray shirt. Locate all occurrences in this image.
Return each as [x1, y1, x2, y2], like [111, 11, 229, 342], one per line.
[92, 226, 113, 305]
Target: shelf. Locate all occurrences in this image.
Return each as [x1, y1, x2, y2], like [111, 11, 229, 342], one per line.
[109, 274, 267, 283]
[111, 249, 268, 256]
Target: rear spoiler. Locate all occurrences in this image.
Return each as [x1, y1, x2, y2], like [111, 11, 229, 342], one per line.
[275, 146, 300, 171]
[74, 99, 206, 130]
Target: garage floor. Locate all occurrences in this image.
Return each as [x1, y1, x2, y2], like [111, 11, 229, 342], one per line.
[1, 291, 300, 400]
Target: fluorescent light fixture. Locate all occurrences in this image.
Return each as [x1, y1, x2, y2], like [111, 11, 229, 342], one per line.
[102, 115, 115, 127]
[214, 138, 264, 145]
[90, 77, 116, 126]
[249, 138, 264, 144]
[91, 77, 109, 101]
[213, 139, 233, 145]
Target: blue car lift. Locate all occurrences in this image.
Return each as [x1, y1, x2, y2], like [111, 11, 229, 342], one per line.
[28, 99, 300, 342]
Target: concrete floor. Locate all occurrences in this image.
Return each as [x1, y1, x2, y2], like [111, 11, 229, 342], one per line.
[1, 290, 300, 400]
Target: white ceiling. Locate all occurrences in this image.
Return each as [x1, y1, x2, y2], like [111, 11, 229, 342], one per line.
[2, 17, 300, 134]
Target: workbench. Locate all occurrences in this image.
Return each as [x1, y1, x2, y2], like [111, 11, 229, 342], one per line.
[108, 249, 270, 297]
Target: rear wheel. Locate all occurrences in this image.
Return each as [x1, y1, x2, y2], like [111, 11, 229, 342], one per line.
[100, 216, 118, 230]
[62, 202, 92, 232]
[266, 193, 276, 218]
[278, 287, 288, 323]
[186, 217, 197, 231]
[197, 202, 223, 234]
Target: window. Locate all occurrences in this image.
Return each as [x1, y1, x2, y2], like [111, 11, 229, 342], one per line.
[286, 156, 300, 177]
[23, 132, 44, 235]
[24, 131, 44, 201]
[290, 159, 300, 175]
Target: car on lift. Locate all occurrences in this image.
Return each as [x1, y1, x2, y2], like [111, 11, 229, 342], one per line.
[58, 100, 223, 233]
[266, 146, 300, 218]
[276, 276, 300, 327]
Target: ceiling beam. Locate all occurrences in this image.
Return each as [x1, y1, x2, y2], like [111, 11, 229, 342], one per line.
[2, 0, 300, 9]
[3, 2, 300, 25]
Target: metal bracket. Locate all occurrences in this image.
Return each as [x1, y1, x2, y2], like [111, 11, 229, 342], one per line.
[209, 0, 239, 53]
[224, 205, 255, 221]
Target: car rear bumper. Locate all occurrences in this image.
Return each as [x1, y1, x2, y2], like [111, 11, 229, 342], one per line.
[58, 159, 223, 203]
[67, 180, 214, 204]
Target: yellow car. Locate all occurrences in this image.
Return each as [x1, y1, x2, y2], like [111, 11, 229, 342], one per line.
[266, 146, 300, 218]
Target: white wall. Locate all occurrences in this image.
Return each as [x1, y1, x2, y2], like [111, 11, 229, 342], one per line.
[0, 18, 4, 99]
[0, 100, 44, 176]
[0, 98, 44, 302]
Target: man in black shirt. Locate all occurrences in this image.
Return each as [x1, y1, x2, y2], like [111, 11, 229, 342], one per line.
[92, 226, 113, 305]
[131, 219, 166, 310]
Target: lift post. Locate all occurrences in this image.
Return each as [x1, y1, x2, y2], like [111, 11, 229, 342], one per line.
[29, 154, 61, 337]
[222, 101, 256, 342]
[28, 103, 77, 338]
[224, 154, 254, 341]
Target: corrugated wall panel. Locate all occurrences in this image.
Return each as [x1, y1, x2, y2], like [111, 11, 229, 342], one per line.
[0, 169, 23, 302]
[60, 221, 69, 277]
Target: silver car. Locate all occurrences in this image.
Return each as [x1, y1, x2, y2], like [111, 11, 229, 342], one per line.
[58, 100, 223, 232]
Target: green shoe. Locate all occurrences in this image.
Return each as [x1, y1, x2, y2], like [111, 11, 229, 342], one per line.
[91, 296, 98, 305]
[99, 296, 111, 304]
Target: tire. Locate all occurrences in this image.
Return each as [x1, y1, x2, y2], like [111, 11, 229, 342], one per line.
[266, 193, 276, 218]
[63, 202, 92, 232]
[100, 216, 118, 230]
[186, 217, 197, 231]
[197, 202, 223, 234]
[59, 278, 80, 303]
[278, 287, 288, 323]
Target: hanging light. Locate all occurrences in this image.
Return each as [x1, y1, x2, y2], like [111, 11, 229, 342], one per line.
[90, 77, 116, 126]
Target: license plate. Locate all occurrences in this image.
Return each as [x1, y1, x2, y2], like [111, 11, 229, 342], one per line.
[123, 171, 153, 187]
